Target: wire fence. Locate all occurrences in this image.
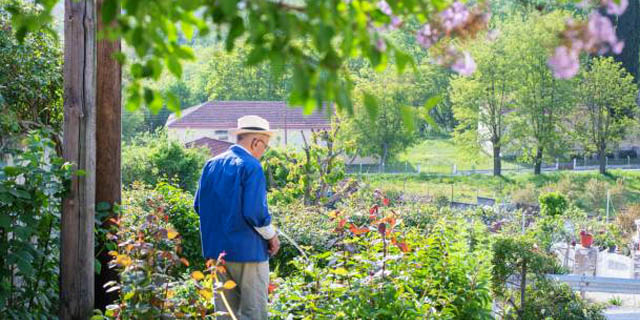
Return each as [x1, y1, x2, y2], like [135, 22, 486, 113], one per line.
[346, 157, 640, 176]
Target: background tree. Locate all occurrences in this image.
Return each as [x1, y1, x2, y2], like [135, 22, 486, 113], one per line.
[509, 12, 575, 174]
[574, 57, 637, 174]
[343, 72, 418, 165]
[0, 1, 62, 152]
[450, 30, 516, 176]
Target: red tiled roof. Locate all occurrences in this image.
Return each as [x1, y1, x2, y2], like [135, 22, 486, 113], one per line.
[167, 101, 331, 129]
[186, 137, 233, 157]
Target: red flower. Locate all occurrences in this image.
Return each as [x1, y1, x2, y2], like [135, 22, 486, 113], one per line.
[383, 198, 390, 206]
[268, 282, 278, 294]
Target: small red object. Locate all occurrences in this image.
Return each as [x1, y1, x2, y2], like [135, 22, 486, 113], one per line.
[580, 232, 593, 248]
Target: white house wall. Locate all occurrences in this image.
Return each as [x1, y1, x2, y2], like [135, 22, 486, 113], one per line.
[168, 127, 327, 150]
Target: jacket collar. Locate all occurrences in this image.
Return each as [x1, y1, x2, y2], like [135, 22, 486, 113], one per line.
[231, 144, 254, 158]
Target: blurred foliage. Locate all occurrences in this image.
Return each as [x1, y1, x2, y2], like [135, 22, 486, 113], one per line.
[0, 132, 73, 319]
[121, 129, 209, 193]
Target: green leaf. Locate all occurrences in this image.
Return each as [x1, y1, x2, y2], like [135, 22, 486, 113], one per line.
[182, 21, 194, 41]
[95, 258, 102, 275]
[331, 267, 348, 276]
[0, 214, 10, 228]
[9, 189, 31, 200]
[166, 92, 181, 113]
[96, 202, 111, 212]
[363, 92, 379, 120]
[101, 0, 118, 23]
[395, 49, 413, 74]
[400, 105, 416, 131]
[166, 56, 182, 78]
[424, 94, 443, 112]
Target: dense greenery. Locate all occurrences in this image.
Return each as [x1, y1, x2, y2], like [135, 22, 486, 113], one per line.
[0, 1, 62, 148]
[0, 132, 73, 319]
[121, 130, 209, 193]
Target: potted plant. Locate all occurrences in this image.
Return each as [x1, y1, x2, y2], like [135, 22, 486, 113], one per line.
[580, 230, 593, 248]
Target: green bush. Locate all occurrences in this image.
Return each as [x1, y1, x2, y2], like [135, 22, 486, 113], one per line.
[270, 204, 494, 320]
[121, 130, 209, 193]
[98, 186, 217, 319]
[262, 130, 346, 206]
[0, 132, 73, 319]
[539, 192, 568, 217]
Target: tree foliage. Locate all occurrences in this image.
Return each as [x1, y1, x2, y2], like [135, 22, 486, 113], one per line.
[0, 1, 62, 149]
[508, 11, 575, 174]
[573, 56, 638, 174]
[343, 72, 419, 165]
[450, 25, 515, 176]
[121, 130, 209, 193]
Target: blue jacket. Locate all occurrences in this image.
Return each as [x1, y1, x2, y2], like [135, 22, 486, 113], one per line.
[193, 145, 272, 262]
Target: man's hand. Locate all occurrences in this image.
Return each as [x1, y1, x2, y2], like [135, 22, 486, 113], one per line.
[267, 235, 280, 256]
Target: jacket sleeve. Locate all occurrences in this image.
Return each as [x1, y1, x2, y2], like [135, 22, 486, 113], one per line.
[242, 163, 275, 239]
[193, 161, 210, 215]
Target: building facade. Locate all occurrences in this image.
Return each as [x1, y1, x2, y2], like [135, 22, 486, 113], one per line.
[166, 101, 332, 156]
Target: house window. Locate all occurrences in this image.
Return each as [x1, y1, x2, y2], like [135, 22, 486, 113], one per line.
[214, 130, 228, 141]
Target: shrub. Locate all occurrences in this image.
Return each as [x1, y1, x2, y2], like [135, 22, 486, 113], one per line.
[262, 130, 346, 206]
[121, 183, 205, 273]
[539, 192, 568, 217]
[121, 130, 209, 193]
[98, 188, 227, 319]
[270, 203, 493, 320]
[0, 132, 73, 318]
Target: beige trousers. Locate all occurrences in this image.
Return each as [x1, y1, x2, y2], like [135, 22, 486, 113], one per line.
[215, 261, 269, 320]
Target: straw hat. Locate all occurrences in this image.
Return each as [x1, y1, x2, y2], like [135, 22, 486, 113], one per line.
[230, 115, 276, 138]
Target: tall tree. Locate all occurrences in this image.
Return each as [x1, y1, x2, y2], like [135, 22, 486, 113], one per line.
[343, 72, 417, 165]
[509, 12, 575, 174]
[450, 31, 515, 176]
[574, 57, 637, 174]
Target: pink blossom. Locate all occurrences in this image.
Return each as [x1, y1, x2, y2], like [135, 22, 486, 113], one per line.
[390, 16, 402, 29]
[605, 0, 628, 15]
[375, 38, 387, 52]
[548, 46, 580, 79]
[440, 1, 470, 32]
[451, 51, 476, 76]
[586, 12, 624, 54]
[377, 0, 393, 16]
[416, 24, 440, 49]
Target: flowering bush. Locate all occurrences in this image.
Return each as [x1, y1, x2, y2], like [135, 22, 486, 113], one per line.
[270, 200, 494, 319]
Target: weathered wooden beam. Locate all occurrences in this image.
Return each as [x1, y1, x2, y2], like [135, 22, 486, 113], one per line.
[61, 0, 96, 318]
[94, 0, 122, 310]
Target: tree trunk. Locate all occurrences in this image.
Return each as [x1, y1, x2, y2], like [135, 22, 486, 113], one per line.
[493, 143, 501, 176]
[94, 0, 121, 310]
[534, 146, 543, 175]
[61, 0, 97, 318]
[519, 262, 527, 320]
[599, 148, 607, 174]
[613, 0, 640, 83]
[380, 143, 388, 168]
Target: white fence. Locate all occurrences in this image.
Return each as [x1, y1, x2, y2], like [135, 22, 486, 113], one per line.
[547, 274, 640, 294]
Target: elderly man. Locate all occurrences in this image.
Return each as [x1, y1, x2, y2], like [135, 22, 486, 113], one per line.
[194, 115, 280, 320]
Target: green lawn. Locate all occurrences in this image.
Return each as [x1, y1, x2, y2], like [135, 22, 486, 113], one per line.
[365, 170, 640, 215]
[396, 138, 524, 174]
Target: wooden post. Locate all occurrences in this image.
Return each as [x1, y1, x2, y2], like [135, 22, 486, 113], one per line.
[61, 0, 97, 318]
[94, 0, 122, 310]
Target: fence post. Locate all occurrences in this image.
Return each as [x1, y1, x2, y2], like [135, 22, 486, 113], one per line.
[405, 161, 408, 173]
[573, 158, 577, 170]
[606, 157, 609, 167]
[628, 156, 631, 167]
[555, 158, 559, 170]
[359, 163, 362, 174]
[417, 164, 421, 174]
[452, 163, 457, 175]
